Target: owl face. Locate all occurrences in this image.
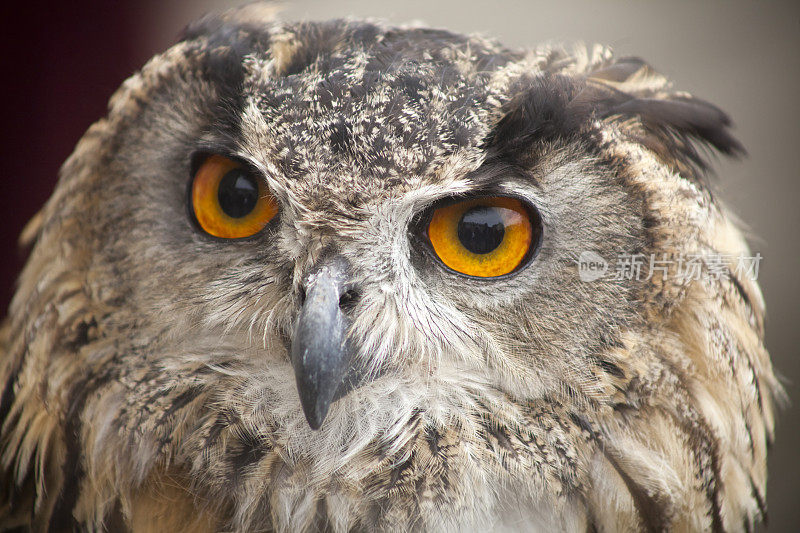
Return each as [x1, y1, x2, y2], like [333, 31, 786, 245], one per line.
[2, 6, 779, 532]
[77, 18, 654, 435]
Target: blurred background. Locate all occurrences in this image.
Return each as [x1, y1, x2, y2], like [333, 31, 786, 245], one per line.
[2, 0, 797, 529]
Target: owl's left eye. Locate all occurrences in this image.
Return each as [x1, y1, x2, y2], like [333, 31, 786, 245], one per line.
[425, 196, 542, 278]
[190, 154, 278, 239]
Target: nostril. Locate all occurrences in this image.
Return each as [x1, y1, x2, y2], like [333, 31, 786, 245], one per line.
[338, 289, 359, 312]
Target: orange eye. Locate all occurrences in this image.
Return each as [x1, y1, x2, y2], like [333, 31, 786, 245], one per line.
[427, 197, 539, 278]
[191, 154, 278, 239]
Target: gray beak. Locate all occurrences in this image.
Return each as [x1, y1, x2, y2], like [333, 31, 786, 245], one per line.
[291, 255, 356, 430]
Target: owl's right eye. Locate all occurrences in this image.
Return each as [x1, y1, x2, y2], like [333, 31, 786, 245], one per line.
[424, 196, 542, 278]
[190, 154, 278, 239]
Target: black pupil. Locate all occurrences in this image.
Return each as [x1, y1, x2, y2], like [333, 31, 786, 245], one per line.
[457, 206, 505, 254]
[217, 169, 259, 218]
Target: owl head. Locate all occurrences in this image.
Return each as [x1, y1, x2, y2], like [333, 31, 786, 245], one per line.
[1, 4, 780, 531]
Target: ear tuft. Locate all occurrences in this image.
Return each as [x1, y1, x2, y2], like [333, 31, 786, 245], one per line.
[180, 2, 282, 44]
[488, 51, 745, 180]
[585, 55, 745, 175]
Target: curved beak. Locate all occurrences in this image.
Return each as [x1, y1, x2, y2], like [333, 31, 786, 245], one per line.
[290, 255, 355, 430]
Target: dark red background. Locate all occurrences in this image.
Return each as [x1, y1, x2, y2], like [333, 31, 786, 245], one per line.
[1, 2, 149, 319]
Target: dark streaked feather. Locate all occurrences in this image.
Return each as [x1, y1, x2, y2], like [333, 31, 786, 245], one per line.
[486, 73, 586, 159]
[606, 96, 745, 156]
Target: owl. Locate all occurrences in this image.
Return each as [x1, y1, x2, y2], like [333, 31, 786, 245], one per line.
[0, 4, 782, 532]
